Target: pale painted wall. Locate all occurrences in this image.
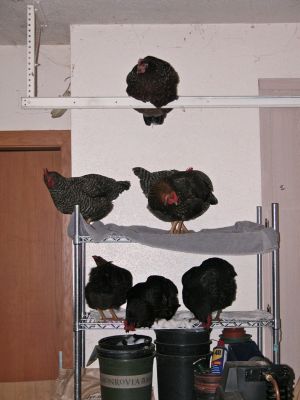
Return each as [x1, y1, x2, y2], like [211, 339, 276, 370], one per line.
[0, 45, 70, 130]
[70, 22, 300, 391]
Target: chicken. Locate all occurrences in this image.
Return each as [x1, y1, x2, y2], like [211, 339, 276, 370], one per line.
[133, 167, 218, 233]
[43, 169, 130, 223]
[182, 257, 237, 329]
[126, 56, 179, 125]
[85, 255, 133, 320]
[124, 275, 180, 331]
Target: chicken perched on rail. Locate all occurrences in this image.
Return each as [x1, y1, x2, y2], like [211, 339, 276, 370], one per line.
[133, 167, 218, 233]
[43, 169, 130, 223]
[182, 257, 237, 329]
[126, 56, 179, 125]
[124, 275, 180, 331]
[85, 255, 133, 320]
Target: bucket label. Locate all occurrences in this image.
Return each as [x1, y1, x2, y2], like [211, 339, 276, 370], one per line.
[100, 372, 152, 389]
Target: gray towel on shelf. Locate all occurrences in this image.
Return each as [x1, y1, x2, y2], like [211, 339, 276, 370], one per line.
[68, 213, 278, 255]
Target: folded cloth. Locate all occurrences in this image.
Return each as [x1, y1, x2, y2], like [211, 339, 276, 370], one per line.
[68, 213, 278, 255]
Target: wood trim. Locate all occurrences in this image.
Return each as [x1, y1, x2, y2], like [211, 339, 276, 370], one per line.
[259, 78, 300, 94]
[0, 130, 73, 369]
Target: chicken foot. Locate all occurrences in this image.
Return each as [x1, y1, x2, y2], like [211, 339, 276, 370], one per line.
[97, 308, 121, 321]
[170, 221, 189, 234]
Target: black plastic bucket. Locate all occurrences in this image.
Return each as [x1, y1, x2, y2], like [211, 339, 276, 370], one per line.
[155, 329, 210, 345]
[97, 334, 155, 400]
[156, 352, 211, 400]
[155, 340, 211, 356]
[154, 329, 211, 400]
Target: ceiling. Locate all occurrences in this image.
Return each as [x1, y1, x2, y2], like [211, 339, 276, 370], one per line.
[1, 0, 300, 45]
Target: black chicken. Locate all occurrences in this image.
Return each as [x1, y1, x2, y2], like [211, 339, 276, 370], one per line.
[85, 255, 133, 320]
[126, 56, 179, 125]
[133, 167, 218, 233]
[182, 257, 237, 329]
[43, 169, 130, 223]
[124, 275, 180, 331]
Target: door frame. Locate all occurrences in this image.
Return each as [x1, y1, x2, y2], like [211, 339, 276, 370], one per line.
[0, 130, 73, 368]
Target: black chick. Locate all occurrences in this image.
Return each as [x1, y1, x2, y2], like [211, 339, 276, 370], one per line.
[126, 56, 179, 125]
[43, 169, 130, 223]
[124, 275, 180, 331]
[182, 257, 237, 329]
[85, 255, 133, 320]
[133, 167, 218, 233]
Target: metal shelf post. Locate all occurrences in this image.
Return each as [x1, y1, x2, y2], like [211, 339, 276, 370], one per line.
[271, 202, 281, 364]
[73, 205, 82, 400]
[256, 206, 263, 351]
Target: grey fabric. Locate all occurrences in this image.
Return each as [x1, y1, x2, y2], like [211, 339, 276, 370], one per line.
[68, 213, 278, 255]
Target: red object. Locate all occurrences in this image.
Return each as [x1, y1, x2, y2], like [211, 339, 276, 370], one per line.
[221, 328, 246, 339]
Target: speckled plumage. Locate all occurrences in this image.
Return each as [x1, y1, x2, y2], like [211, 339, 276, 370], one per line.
[126, 56, 179, 125]
[133, 166, 218, 225]
[43, 169, 130, 222]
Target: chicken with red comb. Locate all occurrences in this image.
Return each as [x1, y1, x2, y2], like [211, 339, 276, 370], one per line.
[43, 169, 130, 223]
[133, 167, 218, 233]
[126, 55, 179, 126]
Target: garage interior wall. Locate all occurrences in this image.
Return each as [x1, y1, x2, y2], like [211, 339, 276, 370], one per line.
[0, 45, 70, 131]
[70, 22, 300, 392]
[1, 21, 300, 392]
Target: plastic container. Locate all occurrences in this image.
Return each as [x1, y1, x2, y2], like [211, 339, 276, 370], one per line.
[155, 329, 210, 345]
[156, 353, 211, 400]
[97, 334, 155, 400]
[155, 329, 211, 400]
[155, 340, 211, 356]
[194, 372, 223, 399]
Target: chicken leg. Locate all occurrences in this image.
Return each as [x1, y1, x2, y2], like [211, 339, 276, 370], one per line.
[97, 308, 120, 321]
[170, 221, 189, 234]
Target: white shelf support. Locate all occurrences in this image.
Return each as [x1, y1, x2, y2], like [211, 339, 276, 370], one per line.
[21, 95, 300, 109]
[27, 5, 36, 97]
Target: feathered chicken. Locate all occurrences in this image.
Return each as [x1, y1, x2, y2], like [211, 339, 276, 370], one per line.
[126, 56, 179, 125]
[182, 257, 237, 329]
[85, 255, 133, 320]
[124, 275, 180, 332]
[133, 167, 218, 233]
[43, 169, 130, 223]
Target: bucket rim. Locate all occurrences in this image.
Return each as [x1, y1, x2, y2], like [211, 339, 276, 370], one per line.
[156, 351, 211, 359]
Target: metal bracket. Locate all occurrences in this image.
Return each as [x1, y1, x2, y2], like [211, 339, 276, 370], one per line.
[27, 5, 36, 97]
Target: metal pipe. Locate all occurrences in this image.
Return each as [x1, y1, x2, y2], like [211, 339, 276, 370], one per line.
[73, 205, 81, 400]
[80, 242, 86, 367]
[256, 206, 263, 351]
[271, 203, 281, 364]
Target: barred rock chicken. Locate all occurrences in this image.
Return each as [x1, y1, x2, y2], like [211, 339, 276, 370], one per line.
[124, 275, 180, 332]
[182, 257, 237, 329]
[126, 56, 179, 125]
[133, 167, 218, 233]
[85, 255, 133, 320]
[43, 169, 130, 223]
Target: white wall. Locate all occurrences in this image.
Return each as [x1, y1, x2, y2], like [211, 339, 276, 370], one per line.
[70, 23, 300, 394]
[0, 45, 70, 130]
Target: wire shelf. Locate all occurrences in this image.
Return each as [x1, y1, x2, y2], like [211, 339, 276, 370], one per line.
[78, 310, 274, 330]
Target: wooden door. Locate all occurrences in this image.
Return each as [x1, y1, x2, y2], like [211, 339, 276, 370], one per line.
[259, 79, 300, 380]
[0, 131, 72, 382]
